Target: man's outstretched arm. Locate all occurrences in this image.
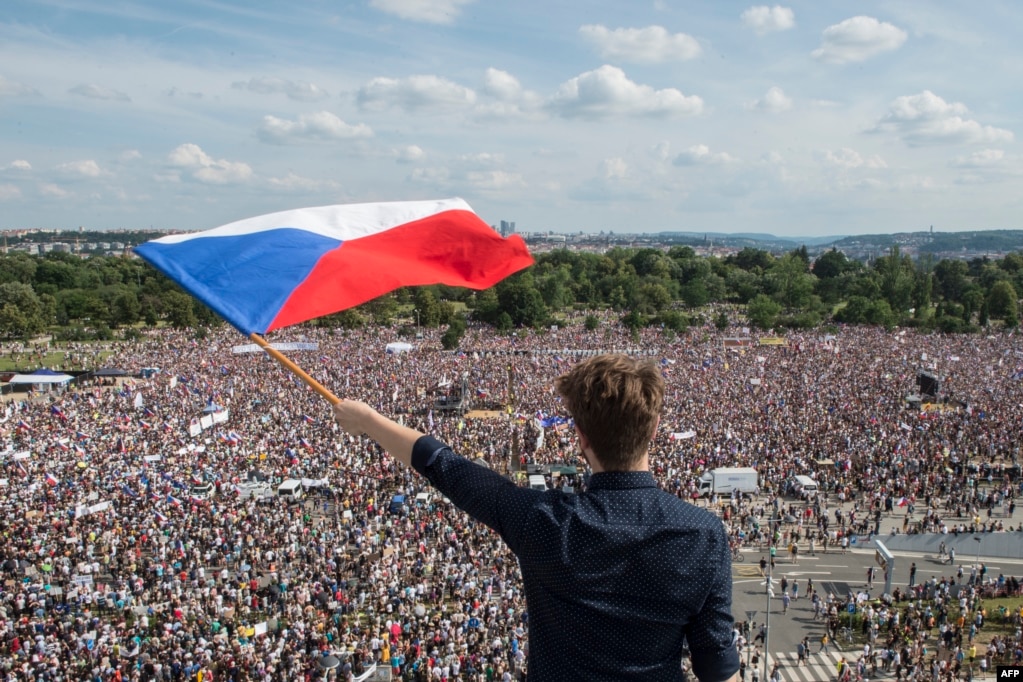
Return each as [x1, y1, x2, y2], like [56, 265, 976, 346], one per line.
[332, 400, 422, 467]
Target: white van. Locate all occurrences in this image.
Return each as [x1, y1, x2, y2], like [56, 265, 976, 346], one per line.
[277, 479, 304, 502]
[791, 475, 818, 499]
[527, 474, 547, 492]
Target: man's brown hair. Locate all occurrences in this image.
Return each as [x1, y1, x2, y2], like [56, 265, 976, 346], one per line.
[554, 354, 664, 471]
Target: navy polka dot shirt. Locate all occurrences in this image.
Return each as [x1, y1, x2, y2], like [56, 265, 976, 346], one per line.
[412, 435, 741, 682]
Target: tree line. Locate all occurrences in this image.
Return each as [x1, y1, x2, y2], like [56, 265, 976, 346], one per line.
[0, 245, 1020, 344]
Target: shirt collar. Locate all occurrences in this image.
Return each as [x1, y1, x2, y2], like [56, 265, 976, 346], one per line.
[586, 470, 658, 490]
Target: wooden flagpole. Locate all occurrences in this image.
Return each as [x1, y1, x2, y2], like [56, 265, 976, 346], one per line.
[249, 333, 340, 404]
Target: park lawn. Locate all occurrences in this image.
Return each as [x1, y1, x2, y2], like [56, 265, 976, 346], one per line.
[0, 348, 115, 372]
[971, 595, 1023, 646]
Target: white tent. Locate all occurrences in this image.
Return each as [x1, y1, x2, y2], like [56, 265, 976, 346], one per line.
[6, 373, 74, 385]
[385, 342, 413, 354]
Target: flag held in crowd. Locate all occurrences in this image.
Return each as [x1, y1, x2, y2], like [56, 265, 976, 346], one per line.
[45, 473, 59, 486]
[134, 198, 534, 336]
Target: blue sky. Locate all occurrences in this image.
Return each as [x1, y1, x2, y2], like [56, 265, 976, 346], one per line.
[1, 1, 1020, 237]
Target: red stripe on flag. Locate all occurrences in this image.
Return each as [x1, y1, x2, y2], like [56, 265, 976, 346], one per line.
[268, 209, 532, 332]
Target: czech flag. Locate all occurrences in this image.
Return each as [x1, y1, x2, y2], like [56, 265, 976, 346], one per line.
[302, 414, 316, 424]
[154, 510, 169, 523]
[45, 472, 59, 486]
[299, 437, 313, 451]
[134, 198, 533, 335]
[167, 495, 182, 507]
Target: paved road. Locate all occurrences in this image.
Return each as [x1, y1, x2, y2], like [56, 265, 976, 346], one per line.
[725, 497, 1022, 681]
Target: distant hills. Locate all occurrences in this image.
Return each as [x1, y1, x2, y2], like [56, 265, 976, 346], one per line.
[657, 229, 1023, 255]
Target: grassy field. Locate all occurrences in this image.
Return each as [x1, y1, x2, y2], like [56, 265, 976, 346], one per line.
[0, 347, 115, 372]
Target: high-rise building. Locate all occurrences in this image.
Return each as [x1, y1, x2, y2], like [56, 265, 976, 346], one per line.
[500, 220, 516, 237]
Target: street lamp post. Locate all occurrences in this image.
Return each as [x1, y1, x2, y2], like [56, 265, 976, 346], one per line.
[973, 536, 981, 583]
[761, 572, 775, 682]
[744, 609, 758, 673]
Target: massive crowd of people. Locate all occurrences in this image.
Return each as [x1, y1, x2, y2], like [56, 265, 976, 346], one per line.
[1, 316, 1022, 681]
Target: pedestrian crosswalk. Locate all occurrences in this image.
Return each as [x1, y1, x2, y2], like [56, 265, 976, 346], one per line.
[752, 650, 888, 682]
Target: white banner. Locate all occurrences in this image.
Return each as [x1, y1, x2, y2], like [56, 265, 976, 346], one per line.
[88, 501, 111, 514]
[144, 454, 162, 462]
[199, 415, 213, 430]
[12, 451, 31, 460]
[212, 409, 229, 424]
[188, 421, 202, 438]
[231, 342, 319, 354]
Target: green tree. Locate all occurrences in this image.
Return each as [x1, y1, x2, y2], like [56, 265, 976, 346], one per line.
[812, 249, 851, 280]
[873, 246, 914, 315]
[988, 280, 1019, 325]
[111, 290, 142, 327]
[727, 247, 774, 273]
[497, 278, 548, 327]
[412, 288, 442, 327]
[163, 290, 197, 329]
[584, 314, 600, 331]
[933, 259, 969, 302]
[680, 281, 710, 309]
[746, 294, 781, 329]
[441, 315, 467, 350]
[621, 309, 646, 331]
[0, 282, 49, 338]
[766, 253, 816, 310]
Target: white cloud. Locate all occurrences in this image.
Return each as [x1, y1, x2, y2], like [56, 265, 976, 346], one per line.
[257, 111, 373, 144]
[812, 16, 906, 64]
[465, 170, 525, 191]
[603, 157, 628, 179]
[4, 159, 31, 171]
[0, 75, 40, 97]
[119, 149, 142, 162]
[265, 172, 341, 192]
[548, 65, 703, 119]
[873, 91, 1014, 146]
[369, 0, 475, 24]
[457, 152, 504, 167]
[69, 83, 131, 102]
[0, 184, 21, 201]
[673, 144, 736, 166]
[408, 166, 451, 185]
[951, 149, 1005, 168]
[165, 87, 204, 99]
[476, 69, 543, 120]
[740, 6, 795, 35]
[357, 75, 476, 113]
[39, 183, 70, 198]
[579, 25, 701, 63]
[231, 76, 329, 102]
[55, 160, 103, 177]
[821, 148, 887, 169]
[395, 145, 425, 163]
[167, 143, 253, 184]
[950, 149, 1021, 182]
[750, 86, 792, 113]
[483, 68, 522, 101]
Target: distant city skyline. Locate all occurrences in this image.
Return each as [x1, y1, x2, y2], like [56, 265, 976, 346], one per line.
[1, 1, 1021, 237]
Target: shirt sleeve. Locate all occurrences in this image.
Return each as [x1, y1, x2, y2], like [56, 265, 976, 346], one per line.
[686, 525, 742, 682]
[410, 434, 539, 554]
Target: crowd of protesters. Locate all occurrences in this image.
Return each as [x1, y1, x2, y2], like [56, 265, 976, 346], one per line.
[1, 315, 1022, 681]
